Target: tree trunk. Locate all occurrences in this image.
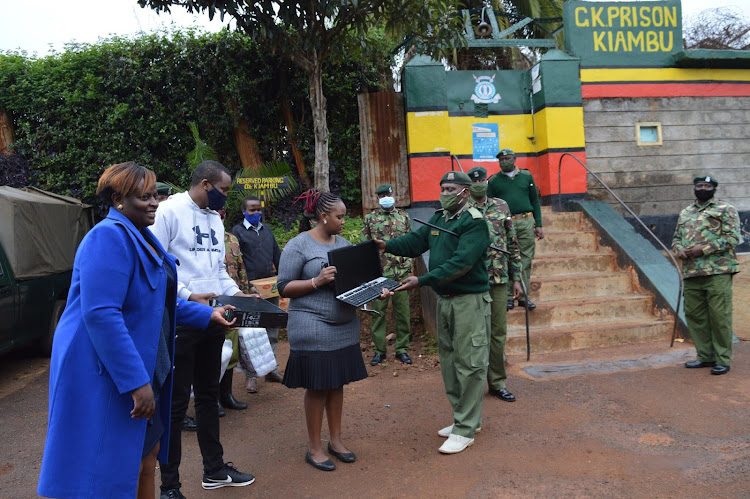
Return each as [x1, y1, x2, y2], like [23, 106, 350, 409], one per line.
[280, 69, 311, 188]
[234, 118, 264, 171]
[0, 107, 16, 155]
[308, 50, 330, 192]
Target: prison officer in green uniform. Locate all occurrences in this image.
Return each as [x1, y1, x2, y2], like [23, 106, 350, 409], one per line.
[487, 148, 544, 310]
[361, 183, 414, 366]
[373, 171, 491, 455]
[672, 175, 740, 375]
[467, 166, 524, 402]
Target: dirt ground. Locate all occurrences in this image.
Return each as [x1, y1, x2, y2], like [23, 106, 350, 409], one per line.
[1, 265, 749, 498]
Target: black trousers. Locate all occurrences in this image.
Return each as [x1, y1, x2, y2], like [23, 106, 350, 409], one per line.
[160, 325, 225, 491]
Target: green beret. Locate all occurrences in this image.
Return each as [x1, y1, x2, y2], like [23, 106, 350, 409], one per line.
[155, 182, 173, 196]
[440, 171, 472, 186]
[375, 183, 393, 195]
[467, 166, 487, 181]
[693, 175, 718, 187]
[496, 148, 515, 158]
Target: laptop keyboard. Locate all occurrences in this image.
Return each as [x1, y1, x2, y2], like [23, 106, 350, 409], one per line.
[338, 277, 401, 307]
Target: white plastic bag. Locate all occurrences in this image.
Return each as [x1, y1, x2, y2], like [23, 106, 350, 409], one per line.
[219, 338, 233, 382]
[237, 327, 276, 378]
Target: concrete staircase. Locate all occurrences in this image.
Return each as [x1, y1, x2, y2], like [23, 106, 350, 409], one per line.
[506, 208, 674, 355]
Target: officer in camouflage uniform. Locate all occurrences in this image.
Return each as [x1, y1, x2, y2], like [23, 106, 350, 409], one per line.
[467, 166, 524, 402]
[374, 171, 490, 455]
[672, 175, 740, 375]
[361, 183, 414, 366]
[218, 232, 252, 413]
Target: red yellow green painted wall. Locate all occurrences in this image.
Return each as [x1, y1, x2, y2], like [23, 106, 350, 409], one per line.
[402, 0, 750, 204]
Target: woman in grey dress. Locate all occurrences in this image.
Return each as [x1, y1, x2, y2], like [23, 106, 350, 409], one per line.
[278, 190, 368, 471]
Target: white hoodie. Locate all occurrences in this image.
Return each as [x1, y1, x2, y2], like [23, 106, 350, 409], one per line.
[151, 191, 240, 300]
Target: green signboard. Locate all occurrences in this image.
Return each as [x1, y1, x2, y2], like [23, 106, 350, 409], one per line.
[234, 176, 290, 191]
[564, 0, 682, 67]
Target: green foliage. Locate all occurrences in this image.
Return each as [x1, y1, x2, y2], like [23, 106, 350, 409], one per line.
[0, 28, 394, 214]
[186, 122, 219, 172]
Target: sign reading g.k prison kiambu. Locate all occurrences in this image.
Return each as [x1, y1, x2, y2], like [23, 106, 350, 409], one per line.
[564, 0, 681, 67]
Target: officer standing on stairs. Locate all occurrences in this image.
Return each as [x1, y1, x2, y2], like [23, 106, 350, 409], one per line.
[487, 148, 544, 310]
[374, 171, 491, 455]
[361, 183, 414, 366]
[467, 166, 524, 402]
[672, 175, 740, 376]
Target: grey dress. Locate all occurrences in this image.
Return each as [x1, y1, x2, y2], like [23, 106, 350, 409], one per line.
[278, 232, 367, 389]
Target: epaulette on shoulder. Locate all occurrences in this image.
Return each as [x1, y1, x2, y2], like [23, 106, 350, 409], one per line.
[467, 207, 483, 219]
[519, 169, 532, 176]
[434, 208, 445, 214]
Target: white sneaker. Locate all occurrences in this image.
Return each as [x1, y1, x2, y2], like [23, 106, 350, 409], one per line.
[437, 424, 481, 438]
[438, 434, 474, 454]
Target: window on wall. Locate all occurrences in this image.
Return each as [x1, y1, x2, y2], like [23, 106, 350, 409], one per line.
[636, 122, 662, 146]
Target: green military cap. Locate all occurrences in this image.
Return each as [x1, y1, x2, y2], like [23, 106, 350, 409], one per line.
[693, 175, 718, 187]
[155, 182, 173, 196]
[467, 166, 487, 181]
[440, 170, 472, 185]
[375, 183, 393, 195]
[496, 148, 515, 158]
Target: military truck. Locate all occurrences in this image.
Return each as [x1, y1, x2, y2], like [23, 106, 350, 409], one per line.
[0, 186, 92, 355]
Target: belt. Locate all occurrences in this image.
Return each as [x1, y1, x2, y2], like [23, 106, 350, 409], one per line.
[439, 293, 464, 299]
[511, 212, 533, 220]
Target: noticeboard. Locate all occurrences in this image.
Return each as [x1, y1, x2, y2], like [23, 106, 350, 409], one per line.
[234, 176, 289, 191]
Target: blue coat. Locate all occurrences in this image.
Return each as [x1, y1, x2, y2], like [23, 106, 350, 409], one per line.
[38, 208, 212, 499]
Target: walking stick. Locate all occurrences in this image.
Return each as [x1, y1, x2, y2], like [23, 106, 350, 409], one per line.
[413, 218, 531, 360]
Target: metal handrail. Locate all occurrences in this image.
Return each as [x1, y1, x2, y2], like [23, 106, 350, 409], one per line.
[557, 153, 684, 347]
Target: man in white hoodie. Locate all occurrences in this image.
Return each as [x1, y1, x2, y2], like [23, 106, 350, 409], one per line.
[152, 161, 257, 498]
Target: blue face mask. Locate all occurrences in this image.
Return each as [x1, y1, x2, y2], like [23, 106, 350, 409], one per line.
[206, 183, 227, 211]
[379, 196, 395, 209]
[244, 211, 262, 225]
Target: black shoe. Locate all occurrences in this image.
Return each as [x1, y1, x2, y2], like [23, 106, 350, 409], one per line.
[517, 300, 536, 310]
[710, 365, 730, 375]
[202, 462, 255, 489]
[507, 299, 515, 310]
[305, 452, 336, 471]
[327, 442, 356, 463]
[182, 415, 197, 432]
[220, 370, 248, 410]
[160, 489, 186, 499]
[685, 360, 717, 368]
[217, 401, 225, 418]
[396, 352, 412, 365]
[489, 387, 516, 402]
[370, 352, 386, 366]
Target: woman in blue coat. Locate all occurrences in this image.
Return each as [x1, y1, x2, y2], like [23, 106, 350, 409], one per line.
[38, 162, 235, 499]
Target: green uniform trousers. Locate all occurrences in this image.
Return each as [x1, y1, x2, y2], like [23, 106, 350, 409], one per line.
[487, 283, 509, 390]
[436, 291, 491, 438]
[225, 329, 240, 370]
[683, 273, 734, 366]
[371, 291, 411, 355]
[512, 216, 536, 300]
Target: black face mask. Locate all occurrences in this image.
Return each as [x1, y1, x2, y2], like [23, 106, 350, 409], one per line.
[694, 189, 715, 202]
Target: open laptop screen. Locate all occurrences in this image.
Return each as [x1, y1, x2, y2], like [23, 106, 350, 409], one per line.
[327, 240, 383, 296]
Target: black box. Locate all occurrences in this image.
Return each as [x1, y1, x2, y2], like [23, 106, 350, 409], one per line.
[216, 295, 288, 328]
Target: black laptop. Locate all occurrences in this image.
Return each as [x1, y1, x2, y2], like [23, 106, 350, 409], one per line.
[327, 240, 401, 307]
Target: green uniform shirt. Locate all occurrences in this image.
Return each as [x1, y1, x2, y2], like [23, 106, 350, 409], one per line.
[224, 232, 250, 293]
[361, 207, 413, 282]
[469, 197, 523, 285]
[487, 169, 542, 227]
[671, 198, 740, 279]
[385, 204, 490, 295]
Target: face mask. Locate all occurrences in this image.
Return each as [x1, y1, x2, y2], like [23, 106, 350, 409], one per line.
[500, 160, 515, 172]
[470, 182, 488, 199]
[379, 196, 395, 209]
[244, 211, 262, 225]
[206, 183, 227, 211]
[694, 189, 715, 202]
[439, 188, 466, 213]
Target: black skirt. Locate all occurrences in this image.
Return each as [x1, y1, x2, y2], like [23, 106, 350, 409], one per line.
[283, 343, 368, 390]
